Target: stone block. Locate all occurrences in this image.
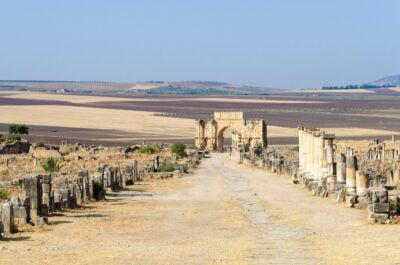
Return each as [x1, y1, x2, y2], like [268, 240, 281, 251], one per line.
[42, 184, 50, 193]
[345, 194, 357, 208]
[368, 203, 389, 213]
[373, 189, 388, 203]
[368, 213, 389, 223]
[336, 189, 345, 203]
[42, 174, 51, 184]
[1, 202, 15, 234]
[42, 193, 50, 205]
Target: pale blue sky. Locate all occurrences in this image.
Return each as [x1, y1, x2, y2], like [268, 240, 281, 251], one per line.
[0, 0, 399, 89]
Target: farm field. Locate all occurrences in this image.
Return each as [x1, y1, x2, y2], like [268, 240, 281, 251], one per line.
[0, 91, 399, 145]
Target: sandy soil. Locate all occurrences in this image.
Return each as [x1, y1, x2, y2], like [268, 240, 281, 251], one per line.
[2, 154, 400, 265]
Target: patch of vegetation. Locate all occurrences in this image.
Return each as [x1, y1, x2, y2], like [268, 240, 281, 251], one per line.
[41, 157, 61, 173]
[389, 198, 397, 212]
[139, 145, 156, 154]
[35, 138, 45, 147]
[291, 146, 299, 152]
[0, 168, 10, 177]
[0, 134, 5, 143]
[7, 133, 21, 141]
[0, 188, 10, 200]
[8, 124, 29, 135]
[157, 163, 176, 172]
[171, 142, 186, 157]
[93, 178, 103, 193]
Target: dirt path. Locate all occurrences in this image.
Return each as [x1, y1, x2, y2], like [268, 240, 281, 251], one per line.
[2, 153, 400, 264]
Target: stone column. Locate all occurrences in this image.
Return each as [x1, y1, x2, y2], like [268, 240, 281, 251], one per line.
[325, 138, 334, 176]
[336, 153, 346, 184]
[298, 126, 304, 174]
[1, 202, 14, 235]
[317, 132, 325, 186]
[303, 128, 309, 177]
[22, 174, 42, 222]
[313, 130, 320, 182]
[302, 127, 307, 177]
[356, 169, 368, 197]
[345, 153, 357, 195]
[309, 129, 314, 180]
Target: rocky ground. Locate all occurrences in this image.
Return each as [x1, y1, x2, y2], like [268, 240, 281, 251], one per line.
[1, 153, 400, 265]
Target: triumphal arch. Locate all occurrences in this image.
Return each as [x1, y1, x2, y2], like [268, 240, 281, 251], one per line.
[195, 112, 267, 152]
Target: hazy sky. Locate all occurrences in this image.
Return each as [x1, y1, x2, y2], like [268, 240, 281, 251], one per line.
[1, 1, 399, 89]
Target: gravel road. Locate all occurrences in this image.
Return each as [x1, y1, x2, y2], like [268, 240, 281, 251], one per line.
[2, 153, 400, 265]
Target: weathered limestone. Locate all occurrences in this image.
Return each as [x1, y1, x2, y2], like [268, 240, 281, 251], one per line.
[345, 153, 357, 195]
[356, 170, 368, 197]
[0, 202, 14, 235]
[367, 189, 390, 223]
[230, 130, 245, 163]
[336, 153, 346, 184]
[0, 140, 30, 154]
[195, 112, 267, 152]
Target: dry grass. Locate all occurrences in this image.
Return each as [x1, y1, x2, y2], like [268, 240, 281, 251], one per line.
[0, 105, 194, 139]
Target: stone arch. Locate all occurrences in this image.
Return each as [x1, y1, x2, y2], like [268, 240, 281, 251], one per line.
[216, 126, 230, 152]
[195, 112, 267, 152]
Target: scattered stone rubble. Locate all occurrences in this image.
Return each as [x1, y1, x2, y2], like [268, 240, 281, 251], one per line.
[230, 125, 400, 224]
[0, 140, 30, 155]
[0, 143, 203, 237]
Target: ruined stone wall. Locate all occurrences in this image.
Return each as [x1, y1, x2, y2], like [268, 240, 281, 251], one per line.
[0, 140, 30, 155]
[0, 150, 203, 237]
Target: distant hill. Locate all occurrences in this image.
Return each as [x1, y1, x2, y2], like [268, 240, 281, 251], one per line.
[367, 74, 400, 87]
[321, 73, 400, 90]
[0, 80, 275, 95]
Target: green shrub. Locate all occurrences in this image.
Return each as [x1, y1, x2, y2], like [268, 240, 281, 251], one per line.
[41, 157, 61, 173]
[93, 179, 102, 193]
[0, 188, 10, 200]
[157, 163, 176, 172]
[139, 145, 156, 154]
[35, 139, 45, 147]
[7, 133, 21, 141]
[8, 124, 29, 135]
[0, 134, 5, 143]
[171, 143, 186, 157]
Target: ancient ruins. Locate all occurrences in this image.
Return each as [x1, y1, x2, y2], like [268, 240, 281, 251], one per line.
[1, 111, 400, 242]
[229, 121, 400, 224]
[195, 112, 267, 152]
[0, 141, 202, 236]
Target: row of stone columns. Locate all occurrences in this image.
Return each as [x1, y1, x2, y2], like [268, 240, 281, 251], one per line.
[298, 126, 369, 198]
[298, 126, 335, 187]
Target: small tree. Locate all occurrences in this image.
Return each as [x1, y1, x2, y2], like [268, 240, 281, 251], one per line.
[171, 143, 186, 157]
[42, 157, 61, 173]
[8, 124, 29, 135]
